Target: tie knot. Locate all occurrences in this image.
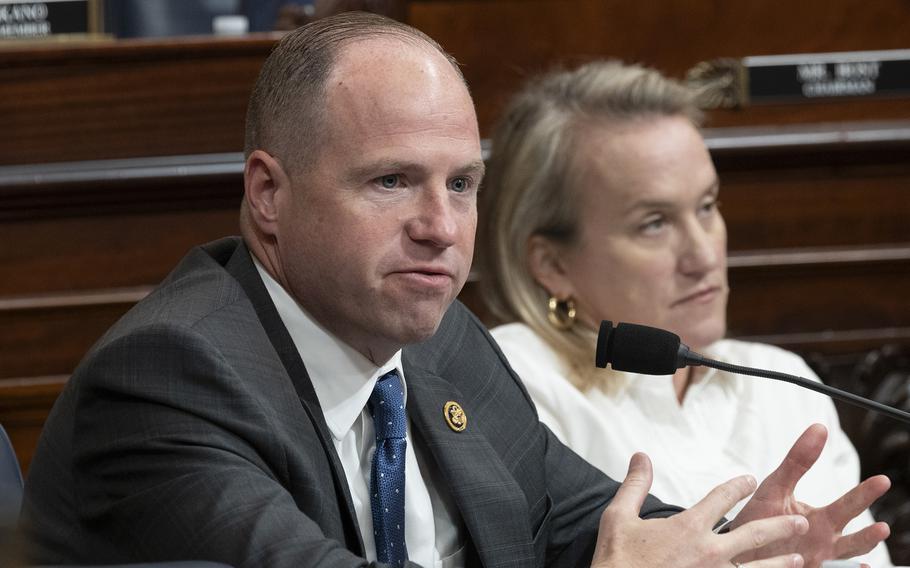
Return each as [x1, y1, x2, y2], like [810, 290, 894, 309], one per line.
[369, 370, 407, 440]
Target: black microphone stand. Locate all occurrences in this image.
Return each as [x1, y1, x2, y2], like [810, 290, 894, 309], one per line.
[685, 351, 910, 427]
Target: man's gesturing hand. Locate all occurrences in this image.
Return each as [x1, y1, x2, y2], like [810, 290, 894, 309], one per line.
[591, 452, 807, 568]
[731, 424, 891, 568]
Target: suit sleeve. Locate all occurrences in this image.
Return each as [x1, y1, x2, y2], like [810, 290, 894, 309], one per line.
[534, 421, 682, 567]
[68, 324, 410, 568]
[469, 314, 683, 567]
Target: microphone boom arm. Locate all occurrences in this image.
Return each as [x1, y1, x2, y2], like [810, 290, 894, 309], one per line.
[686, 352, 910, 426]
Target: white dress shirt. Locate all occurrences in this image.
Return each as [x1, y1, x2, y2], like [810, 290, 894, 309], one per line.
[255, 262, 464, 567]
[492, 323, 893, 567]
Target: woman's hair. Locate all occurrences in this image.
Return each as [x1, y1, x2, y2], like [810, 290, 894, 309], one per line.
[477, 60, 703, 392]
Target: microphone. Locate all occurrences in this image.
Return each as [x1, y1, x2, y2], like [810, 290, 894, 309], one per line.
[595, 320, 910, 426]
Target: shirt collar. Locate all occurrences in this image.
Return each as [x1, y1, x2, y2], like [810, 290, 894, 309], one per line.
[253, 259, 405, 441]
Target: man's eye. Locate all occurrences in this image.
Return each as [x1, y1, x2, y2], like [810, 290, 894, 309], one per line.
[449, 177, 471, 193]
[379, 175, 400, 189]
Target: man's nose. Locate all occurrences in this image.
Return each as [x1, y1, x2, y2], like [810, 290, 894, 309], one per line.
[406, 187, 459, 248]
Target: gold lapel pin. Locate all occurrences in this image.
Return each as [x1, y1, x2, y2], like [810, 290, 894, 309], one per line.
[443, 401, 467, 432]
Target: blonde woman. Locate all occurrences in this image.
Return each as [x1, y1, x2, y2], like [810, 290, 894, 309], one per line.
[477, 60, 892, 566]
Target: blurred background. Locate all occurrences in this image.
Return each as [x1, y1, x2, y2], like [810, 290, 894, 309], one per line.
[104, 0, 314, 37]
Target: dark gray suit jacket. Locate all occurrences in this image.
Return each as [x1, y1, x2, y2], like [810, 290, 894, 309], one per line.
[21, 237, 680, 567]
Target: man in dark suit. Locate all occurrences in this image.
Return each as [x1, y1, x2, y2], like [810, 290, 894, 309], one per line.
[20, 12, 889, 568]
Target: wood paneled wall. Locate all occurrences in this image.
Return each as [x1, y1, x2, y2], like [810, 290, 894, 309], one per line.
[409, 0, 910, 134]
[1, 36, 275, 166]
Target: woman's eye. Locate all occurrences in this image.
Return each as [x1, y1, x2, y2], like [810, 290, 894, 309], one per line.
[378, 175, 400, 189]
[699, 197, 720, 215]
[640, 217, 666, 234]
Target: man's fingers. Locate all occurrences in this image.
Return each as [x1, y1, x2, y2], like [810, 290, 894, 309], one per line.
[604, 452, 654, 518]
[594, 453, 660, 566]
[687, 475, 757, 527]
[758, 424, 828, 502]
[832, 521, 891, 559]
[722, 515, 808, 560]
[824, 475, 891, 531]
[595, 453, 653, 557]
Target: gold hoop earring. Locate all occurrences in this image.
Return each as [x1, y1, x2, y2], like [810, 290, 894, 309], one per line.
[547, 296, 577, 331]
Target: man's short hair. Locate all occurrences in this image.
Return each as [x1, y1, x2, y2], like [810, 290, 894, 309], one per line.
[244, 12, 465, 175]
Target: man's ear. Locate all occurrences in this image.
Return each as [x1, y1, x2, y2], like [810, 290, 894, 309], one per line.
[527, 234, 575, 300]
[244, 150, 291, 237]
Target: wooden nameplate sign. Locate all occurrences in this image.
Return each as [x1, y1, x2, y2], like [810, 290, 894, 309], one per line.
[688, 49, 910, 108]
[0, 0, 102, 40]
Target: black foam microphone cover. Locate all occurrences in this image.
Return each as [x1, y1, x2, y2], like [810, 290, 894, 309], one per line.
[596, 321, 683, 375]
[595, 320, 615, 369]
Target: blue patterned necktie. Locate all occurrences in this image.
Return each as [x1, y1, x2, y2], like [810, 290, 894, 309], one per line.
[368, 370, 409, 566]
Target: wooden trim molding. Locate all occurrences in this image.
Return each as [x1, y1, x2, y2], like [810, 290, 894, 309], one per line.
[0, 286, 152, 311]
[2, 120, 908, 221]
[728, 244, 910, 268]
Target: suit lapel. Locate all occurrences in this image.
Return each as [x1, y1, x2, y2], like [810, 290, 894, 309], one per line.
[405, 365, 536, 568]
[220, 240, 365, 555]
[217, 240, 535, 565]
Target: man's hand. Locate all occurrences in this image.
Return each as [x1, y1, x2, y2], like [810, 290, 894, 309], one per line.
[731, 424, 891, 568]
[591, 452, 808, 568]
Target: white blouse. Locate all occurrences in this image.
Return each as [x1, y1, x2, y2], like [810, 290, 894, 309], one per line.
[492, 323, 892, 567]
